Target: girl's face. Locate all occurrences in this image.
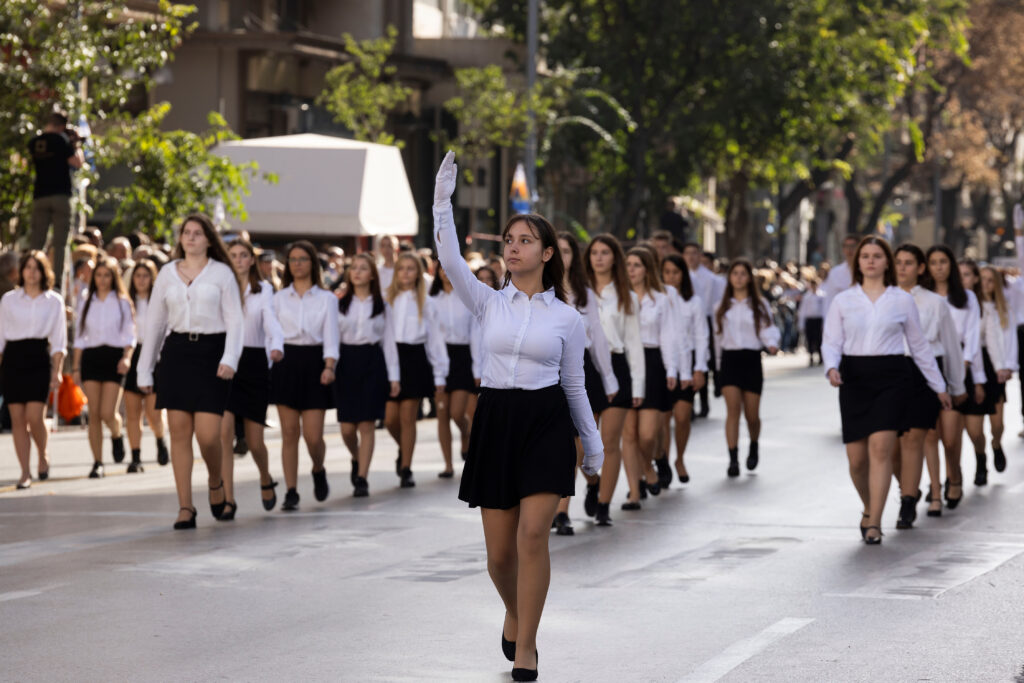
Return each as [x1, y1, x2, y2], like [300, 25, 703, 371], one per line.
[980, 269, 997, 297]
[894, 251, 923, 288]
[729, 265, 751, 292]
[928, 251, 951, 284]
[228, 244, 254, 276]
[960, 263, 978, 290]
[395, 257, 419, 289]
[476, 269, 496, 288]
[93, 265, 113, 293]
[132, 267, 153, 295]
[626, 254, 646, 287]
[858, 244, 889, 280]
[503, 221, 550, 278]
[179, 220, 210, 257]
[348, 258, 373, 288]
[661, 260, 683, 289]
[558, 238, 573, 271]
[589, 241, 614, 277]
[287, 247, 313, 281]
[22, 258, 42, 287]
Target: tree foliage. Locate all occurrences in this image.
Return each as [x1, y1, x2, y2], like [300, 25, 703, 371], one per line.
[316, 26, 412, 147]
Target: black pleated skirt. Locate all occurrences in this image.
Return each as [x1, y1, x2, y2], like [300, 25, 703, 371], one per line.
[123, 345, 145, 395]
[391, 342, 435, 401]
[156, 332, 230, 415]
[838, 355, 910, 444]
[718, 349, 764, 395]
[445, 343, 477, 393]
[670, 349, 697, 404]
[638, 347, 669, 411]
[1, 338, 50, 404]
[459, 385, 576, 509]
[903, 356, 943, 431]
[583, 349, 609, 415]
[958, 347, 1002, 416]
[227, 347, 271, 424]
[271, 344, 334, 411]
[607, 352, 634, 409]
[805, 317, 824, 354]
[80, 345, 125, 384]
[334, 343, 388, 423]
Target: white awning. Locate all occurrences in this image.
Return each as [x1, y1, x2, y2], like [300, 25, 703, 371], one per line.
[214, 133, 418, 237]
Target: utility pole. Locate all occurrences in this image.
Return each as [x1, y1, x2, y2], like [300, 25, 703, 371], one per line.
[525, 0, 538, 209]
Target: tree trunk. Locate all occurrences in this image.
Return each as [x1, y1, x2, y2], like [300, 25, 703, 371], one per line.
[724, 170, 750, 259]
[844, 172, 863, 235]
[611, 130, 650, 238]
[860, 157, 914, 234]
[778, 135, 856, 228]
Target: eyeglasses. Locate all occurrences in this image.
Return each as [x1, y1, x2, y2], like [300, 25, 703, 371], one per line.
[288, 257, 311, 264]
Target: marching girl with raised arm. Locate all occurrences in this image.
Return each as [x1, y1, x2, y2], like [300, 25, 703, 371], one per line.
[271, 240, 339, 512]
[585, 234, 644, 526]
[434, 152, 602, 681]
[122, 260, 170, 470]
[221, 239, 285, 516]
[893, 244, 965, 526]
[923, 245, 984, 509]
[429, 260, 480, 478]
[823, 236, 951, 545]
[137, 214, 244, 529]
[623, 247, 678, 506]
[72, 256, 135, 478]
[552, 231, 618, 535]
[334, 253, 400, 498]
[661, 254, 704, 484]
[385, 252, 448, 489]
[962, 264, 1015, 485]
[714, 259, 780, 477]
[0, 252, 66, 489]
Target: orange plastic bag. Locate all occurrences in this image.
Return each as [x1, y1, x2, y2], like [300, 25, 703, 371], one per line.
[56, 373, 87, 421]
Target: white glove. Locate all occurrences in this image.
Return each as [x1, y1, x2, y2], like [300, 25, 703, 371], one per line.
[581, 451, 604, 477]
[1014, 203, 1024, 232]
[434, 150, 458, 206]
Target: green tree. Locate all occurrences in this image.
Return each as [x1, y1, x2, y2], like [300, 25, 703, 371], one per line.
[92, 104, 277, 238]
[316, 26, 412, 147]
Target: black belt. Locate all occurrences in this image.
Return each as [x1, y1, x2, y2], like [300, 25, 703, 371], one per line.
[168, 331, 226, 342]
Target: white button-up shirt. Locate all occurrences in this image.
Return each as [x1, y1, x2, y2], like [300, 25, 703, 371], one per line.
[338, 294, 400, 382]
[273, 284, 340, 360]
[667, 286, 704, 378]
[822, 285, 945, 394]
[570, 288, 618, 396]
[637, 289, 678, 377]
[594, 283, 645, 399]
[74, 293, 136, 349]
[134, 297, 150, 345]
[907, 285, 965, 396]
[388, 289, 449, 385]
[797, 290, 826, 329]
[0, 289, 67, 355]
[242, 284, 285, 360]
[430, 289, 482, 379]
[713, 297, 782, 367]
[822, 261, 854, 313]
[138, 259, 244, 387]
[942, 289, 986, 384]
[434, 204, 602, 457]
[981, 301, 1014, 372]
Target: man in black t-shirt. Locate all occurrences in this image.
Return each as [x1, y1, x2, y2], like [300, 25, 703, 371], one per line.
[28, 111, 85, 288]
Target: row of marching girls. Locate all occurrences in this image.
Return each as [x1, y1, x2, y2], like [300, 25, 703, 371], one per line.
[546, 230, 779, 533]
[0, 250, 170, 489]
[822, 235, 1017, 546]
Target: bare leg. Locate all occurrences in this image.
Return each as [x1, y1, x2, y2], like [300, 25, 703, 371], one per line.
[167, 410, 196, 523]
[939, 409, 964, 497]
[194, 412, 226, 512]
[399, 399, 418, 469]
[637, 409, 661, 483]
[82, 380, 104, 464]
[436, 389, 453, 472]
[866, 431, 898, 540]
[384, 401, 401, 449]
[244, 419, 275, 503]
[219, 411, 236, 503]
[620, 409, 641, 502]
[143, 394, 166, 438]
[924, 425, 943, 514]
[845, 439, 870, 512]
[673, 400, 693, 479]
[356, 421, 374, 478]
[741, 391, 762, 442]
[340, 423, 359, 461]
[277, 405, 301, 490]
[964, 414, 986, 456]
[514, 493, 561, 670]
[991, 400, 1005, 451]
[481, 506, 520, 652]
[898, 428, 926, 497]
[450, 390, 471, 459]
[300, 409, 327, 471]
[125, 392, 144, 450]
[9, 404, 31, 486]
[99, 381, 124, 439]
[24, 402, 48, 476]
[722, 386, 742, 449]
[596, 407, 627, 504]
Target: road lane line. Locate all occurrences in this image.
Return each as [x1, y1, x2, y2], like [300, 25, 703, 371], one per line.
[676, 617, 815, 683]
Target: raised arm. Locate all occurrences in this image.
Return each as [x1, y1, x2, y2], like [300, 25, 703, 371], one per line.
[433, 151, 495, 318]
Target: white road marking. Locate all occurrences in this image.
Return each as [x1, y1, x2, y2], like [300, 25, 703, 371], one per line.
[676, 617, 815, 683]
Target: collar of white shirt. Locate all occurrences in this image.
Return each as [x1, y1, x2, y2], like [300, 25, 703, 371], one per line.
[500, 285, 556, 306]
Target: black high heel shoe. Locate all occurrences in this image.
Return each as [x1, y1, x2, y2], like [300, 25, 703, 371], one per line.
[511, 651, 538, 681]
[863, 526, 883, 545]
[926, 485, 942, 517]
[974, 451, 988, 486]
[261, 480, 278, 511]
[655, 455, 672, 488]
[501, 634, 516, 662]
[173, 507, 197, 530]
[993, 446, 1006, 473]
[209, 480, 226, 519]
[946, 478, 963, 510]
[675, 458, 690, 483]
[218, 501, 237, 521]
[895, 495, 916, 529]
[860, 512, 869, 540]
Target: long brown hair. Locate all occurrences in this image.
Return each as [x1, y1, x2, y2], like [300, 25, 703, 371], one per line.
[80, 256, 132, 332]
[18, 250, 56, 290]
[281, 240, 325, 289]
[627, 246, 664, 301]
[127, 259, 158, 305]
[715, 259, 768, 335]
[557, 231, 588, 309]
[585, 234, 632, 315]
[339, 253, 385, 317]
[227, 239, 263, 295]
[386, 252, 427, 318]
[501, 214, 567, 303]
[979, 265, 1010, 329]
[852, 235, 897, 287]
[171, 213, 231, 265]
